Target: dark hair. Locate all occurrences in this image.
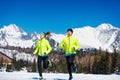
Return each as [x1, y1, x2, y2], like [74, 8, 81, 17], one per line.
[67, 28, 73, 33]
[45, 31, 51, 37]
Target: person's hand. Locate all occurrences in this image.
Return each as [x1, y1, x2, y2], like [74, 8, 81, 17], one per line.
[32, 54, 36, 58]
[32, 53, 35, 56]
[44, 52, 47, 56]
[63, 44, 66, 47]
[72, 47, 75, 51]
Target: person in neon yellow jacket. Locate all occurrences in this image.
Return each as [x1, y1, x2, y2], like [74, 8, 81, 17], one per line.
[60, 29, 80, 80]
[34, 35, 52, 56]
[33, 33, 52, 79]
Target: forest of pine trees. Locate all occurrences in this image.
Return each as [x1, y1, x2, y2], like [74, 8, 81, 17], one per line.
[0, 46, 120, 74]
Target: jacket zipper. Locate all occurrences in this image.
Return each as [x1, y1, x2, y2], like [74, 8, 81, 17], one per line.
[40, 39, 42, 54]
[68, 37, 70, 52]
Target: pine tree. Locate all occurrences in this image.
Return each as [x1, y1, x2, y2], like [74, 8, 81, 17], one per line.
[97, 46, 103, 74]
[12, 58, 16, 71]
[0, 57, 4, 67]
[6, 64, 12, 72]
[104, 49, 110, 74]
[111, 48, 118, 73]
[32, 59, 37, 72]
[92, 55, 97, 74]
[87, 54, 91, 73]
[16, 59, 23, 71]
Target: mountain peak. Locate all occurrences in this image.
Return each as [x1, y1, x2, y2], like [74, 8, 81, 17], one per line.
[8, 24, 19, 29]
[73, 26, 94, 33]
[96, 23, 117, 30]
[0, 24, 26, 35]
[4, 24, 24, 32]
[0, 23, 120, 52]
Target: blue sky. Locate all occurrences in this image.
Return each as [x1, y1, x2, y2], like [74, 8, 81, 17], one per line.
[0, 0, 120, 33]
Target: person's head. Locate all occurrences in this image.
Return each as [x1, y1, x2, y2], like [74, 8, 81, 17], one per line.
[45, 31, 51, 37]
[40, 33, 45, 39]
[67, 28, 73, 36]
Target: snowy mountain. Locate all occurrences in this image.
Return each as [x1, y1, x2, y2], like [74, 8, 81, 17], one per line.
[77, 24, 120, 51]
[0, 24, 38, 48]
[95, 24, 120, 51]
[52, 23, 120, 52]
[0, 23, 120, 52]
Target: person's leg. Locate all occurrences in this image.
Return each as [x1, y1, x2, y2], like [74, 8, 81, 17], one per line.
[69, 55, 77, 73]
[69, 55, 75, 66]
[37, 56, 43, 77]
[66, 56, 72, 77]
[43, 57, 49, 69]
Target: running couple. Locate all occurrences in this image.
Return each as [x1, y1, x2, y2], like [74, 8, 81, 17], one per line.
[33, 29, 80, 80]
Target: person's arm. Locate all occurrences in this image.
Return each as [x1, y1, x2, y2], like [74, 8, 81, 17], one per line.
[73, 38, 80, 51]
[46, 40, 52, 55]
[60, 39, 65, 49]
[33, 41, 39, 55]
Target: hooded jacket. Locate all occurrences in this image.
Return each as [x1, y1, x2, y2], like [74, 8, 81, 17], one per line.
[60, 36, 80, 55]
[34, 38, 52, 56]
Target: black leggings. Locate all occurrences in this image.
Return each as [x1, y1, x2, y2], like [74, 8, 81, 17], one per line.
[37, 56, 49, 76]
[66, 55, 75, 77]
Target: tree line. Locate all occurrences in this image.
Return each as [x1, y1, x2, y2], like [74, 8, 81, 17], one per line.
[0, 46, 120, 74]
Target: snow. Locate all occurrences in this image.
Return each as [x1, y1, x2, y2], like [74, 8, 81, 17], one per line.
[73, 26, 102, 49]
[0, 48, 35, 61]
[1, 24, 27, 37]
[0, 72, 120, 80]
[0, 23, 120, 52]
[51, 33, 65, 43]
[50, 24, 120, 52]
[106, 30, 118, 48]
[0, 24, 36, 48]
[96, 23, 118, 30]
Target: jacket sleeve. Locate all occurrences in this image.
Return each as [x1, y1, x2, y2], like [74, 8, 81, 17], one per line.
[60, 38, 65, 49]
[46, 40, 52, 55]
[74, 38, 80, 51]
[33, 41, 39, 55]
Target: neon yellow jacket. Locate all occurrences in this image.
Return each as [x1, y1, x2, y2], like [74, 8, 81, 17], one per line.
[34, 38, 52, 56]
[60, 36, 80, 54]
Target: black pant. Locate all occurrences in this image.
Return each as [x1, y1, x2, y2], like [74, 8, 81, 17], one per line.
[66, 54, 75, 77]
[37, 56, 49, 76]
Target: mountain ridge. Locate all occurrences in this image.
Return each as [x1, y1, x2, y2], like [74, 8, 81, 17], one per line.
[0, 23, 120, 52]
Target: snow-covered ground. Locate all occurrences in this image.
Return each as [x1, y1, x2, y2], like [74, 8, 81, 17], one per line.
[0, 72, 120, 80]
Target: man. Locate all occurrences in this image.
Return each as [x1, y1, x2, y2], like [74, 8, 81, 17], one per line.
[33, 33, 52, 79]
[60, 29, 80, 80]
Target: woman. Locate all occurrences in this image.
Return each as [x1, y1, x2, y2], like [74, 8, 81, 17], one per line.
[33, 33, 52, 79]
